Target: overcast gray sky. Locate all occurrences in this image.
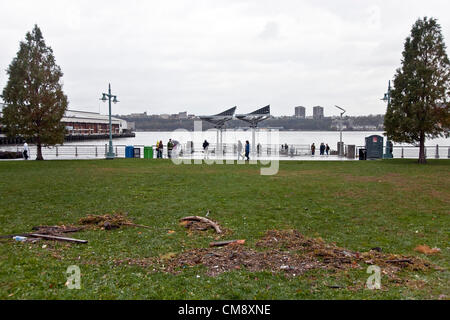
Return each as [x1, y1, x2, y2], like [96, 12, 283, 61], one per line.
[1, 0, 449, 117]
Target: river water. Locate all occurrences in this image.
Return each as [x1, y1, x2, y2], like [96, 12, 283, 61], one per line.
[65, 130, 449, 148]
[2, 131, 448, 160]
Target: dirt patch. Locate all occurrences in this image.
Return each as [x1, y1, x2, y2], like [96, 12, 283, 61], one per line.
[115, 229, 436, 278]
[78, 213, 134, 230]
[91, 167, 152, 174]
[337, 173, 450, 204]
[271, 170, 328, 178]
[342, 173, 411, 185]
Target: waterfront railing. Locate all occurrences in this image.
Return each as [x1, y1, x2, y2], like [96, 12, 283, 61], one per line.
[1, 143, 449, 160]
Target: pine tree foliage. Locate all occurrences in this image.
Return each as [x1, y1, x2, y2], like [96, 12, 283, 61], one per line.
[1, 25, 68, 160]
[384, 17, 450, 163]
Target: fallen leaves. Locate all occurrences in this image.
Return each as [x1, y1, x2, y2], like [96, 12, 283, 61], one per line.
[414, 245, 441, 255]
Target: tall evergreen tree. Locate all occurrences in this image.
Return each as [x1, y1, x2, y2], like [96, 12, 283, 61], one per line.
[1, 25, 68, 160]
[384, 17, 450, 164]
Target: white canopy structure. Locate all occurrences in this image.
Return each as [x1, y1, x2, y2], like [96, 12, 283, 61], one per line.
[236, 105, 271, 153]
[199, 106, 236, 155]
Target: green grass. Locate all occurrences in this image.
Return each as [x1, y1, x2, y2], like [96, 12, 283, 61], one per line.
[0, 159, 448, 299]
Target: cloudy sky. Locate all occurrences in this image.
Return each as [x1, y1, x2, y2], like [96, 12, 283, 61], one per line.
[1, 0, 449, 117]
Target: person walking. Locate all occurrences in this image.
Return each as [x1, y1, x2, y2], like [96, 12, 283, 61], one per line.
[311, 143, 316, 156]
[167, 139, 174, 159]
[325, 144, 330, 155]
[245, 140, 250, 161]
[23, 141, 29, 160]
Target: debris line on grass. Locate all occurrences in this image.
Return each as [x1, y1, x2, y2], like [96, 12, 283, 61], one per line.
[115, 229, 436, 278]
[2, 212, 150, 244]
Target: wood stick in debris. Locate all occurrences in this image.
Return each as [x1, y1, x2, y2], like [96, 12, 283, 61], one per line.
[385, 259, 413, 264]
[209, 240, 245, 247]
[29, 234, 88, 244]
[122, 222, 153, 229]
[180, 216, 222, 234]
[31, 226, 84, 233]
[0, 226, 84, 239]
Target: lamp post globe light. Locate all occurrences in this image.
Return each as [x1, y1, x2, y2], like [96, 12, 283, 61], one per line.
[334, 105, 346, 157]
[100, 83, 119, 160]
[381, 80, 391, 106]
[381, 80, 394, 158]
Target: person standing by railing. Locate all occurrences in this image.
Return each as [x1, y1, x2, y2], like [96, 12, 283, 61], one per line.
[311, 143, 316, 156]
[23, 141, 29, 160]
[320, 143, 325, 155]
[155, 140, 160, 158]
[155, 140, 159, 158]
[158, 140, 163, 158]
[203, 140, 209, 159]
[167, 139, 174, 159]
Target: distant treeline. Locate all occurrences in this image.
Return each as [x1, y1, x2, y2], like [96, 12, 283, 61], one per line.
[116, 114, 384, 131]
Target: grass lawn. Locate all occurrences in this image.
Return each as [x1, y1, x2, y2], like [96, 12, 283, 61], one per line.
[0, 158, 448, 299]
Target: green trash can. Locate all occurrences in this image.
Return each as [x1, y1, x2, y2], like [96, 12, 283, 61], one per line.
[144, 146, 153, 159]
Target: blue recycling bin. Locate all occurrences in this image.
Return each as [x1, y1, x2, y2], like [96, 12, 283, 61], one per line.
[125, 145, 134, 158]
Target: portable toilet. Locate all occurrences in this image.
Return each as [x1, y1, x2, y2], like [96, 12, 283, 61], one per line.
[365, 135, 383, 159]
[125, 145, 134, 158]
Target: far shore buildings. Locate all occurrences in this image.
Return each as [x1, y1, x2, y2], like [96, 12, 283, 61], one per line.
[0, 106, 131, 136]
[294, 106, 306, 119]
[313, 106, 324, 119]
[62, 110, 130, 135]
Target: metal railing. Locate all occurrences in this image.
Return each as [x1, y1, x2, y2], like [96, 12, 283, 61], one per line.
[355, 145, 450, 159]
[1, 143, 449, 160]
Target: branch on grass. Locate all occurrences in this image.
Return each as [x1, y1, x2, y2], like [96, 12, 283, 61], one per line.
[29, 233, 88, 244]
[122, 222, 153, 229]
[180, 216, 222, 234]
[209, 240, 245, 247]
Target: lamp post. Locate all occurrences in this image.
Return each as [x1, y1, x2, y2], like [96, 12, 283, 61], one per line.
[335, 105, 346, 157]
[381, 80, 391, 106]
[100, 83, 119, 160]
[381, 80, 393, 158]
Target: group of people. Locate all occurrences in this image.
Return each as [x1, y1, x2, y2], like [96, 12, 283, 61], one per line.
[311, 142, 330, 156]
[155, 139, 174, 159]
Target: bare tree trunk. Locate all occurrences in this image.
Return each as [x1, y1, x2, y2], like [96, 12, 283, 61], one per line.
[418, 132, 426, 164]
[36, 138, 44, 160]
